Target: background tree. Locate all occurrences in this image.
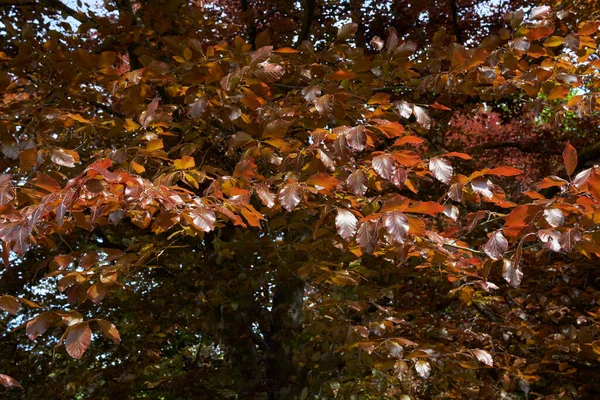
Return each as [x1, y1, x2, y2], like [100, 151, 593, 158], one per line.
[1, 1, 600, 399]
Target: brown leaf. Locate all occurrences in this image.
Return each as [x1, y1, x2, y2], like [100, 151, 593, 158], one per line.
[563, 142, 578, 176]
[0, 295, 20, 315]
[50, 148, 76, 167]
[472, 349, 494, 366]
[337, 22, 358, 41]
[315, 94, 334, 116]
[189, 97, 208, 120]
[96, 319, 121, 344]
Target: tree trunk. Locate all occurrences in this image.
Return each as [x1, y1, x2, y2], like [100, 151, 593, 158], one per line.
[265, 278, 305, 399]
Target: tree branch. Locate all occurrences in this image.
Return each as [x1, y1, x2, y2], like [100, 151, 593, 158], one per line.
[44, 0, 98, 26]
[296, 0, 316, 47]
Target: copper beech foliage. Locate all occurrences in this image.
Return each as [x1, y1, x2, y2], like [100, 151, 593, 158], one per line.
[1, 1, 600, 399]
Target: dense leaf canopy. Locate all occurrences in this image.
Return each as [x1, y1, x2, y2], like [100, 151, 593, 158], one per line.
[1, 1, 600, 399]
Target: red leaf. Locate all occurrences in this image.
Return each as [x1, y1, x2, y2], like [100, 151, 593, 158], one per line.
[538, 229, 562, 252]
[279, 183, 303, 211]
[559, 227, 582, 252]
[255, 184, 275, 208]
[412, 105, 431, 129]
[336, 209, 358, 241]
[383, 211, 409, 243]
[187, 207, 216, 232]
[346, 125, 366, 152]
[65, 322, 92, 359]
[486, 166, 522, 176]
[430, 102, 451, 111]
[502, 258, 522, 288]
[346, 170, 368, 196]
[26, 312, 60, 340]
[0, 175, 14, 206]
[391, 150, 421, 167]
[356, 220, 378, 254]
[443, 152, 473, 160]
[429, 157, 453, 184]
[87, 283, 108, 304]
[483, 230, 508, 260]
[0, 374, 21, 389]
[543, 208, 564, 227]
[372, 154, 395, 180]
[563, 142, 578, 176]
[573, 168, 591, 188]
[471, 177, 493, 199]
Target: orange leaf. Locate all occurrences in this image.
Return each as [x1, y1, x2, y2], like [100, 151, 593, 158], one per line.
[444, 152, 473, 160]
[274, 47, 299, 54]
[147, 139, 164, 152]
[393, 136, 424, 146]
[329, 70, 356, 80]
[306, 173, 340, 192]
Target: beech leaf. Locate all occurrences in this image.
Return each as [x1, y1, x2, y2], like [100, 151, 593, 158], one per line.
[429, 157, 453, 184]
[279, 183, 303, 212]
[0, 374, 21, 389]
[415, 360, 431, 378]
[483, 230, 508, 260]
[336, 209, 358, 241]
[563, 142, 578, 176]
[472, 349, 494, 366]
[65, 322, 92, 359]
[383, 211, 409, 243]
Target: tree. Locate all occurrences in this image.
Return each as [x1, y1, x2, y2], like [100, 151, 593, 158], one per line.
[1, 1, 600, 399]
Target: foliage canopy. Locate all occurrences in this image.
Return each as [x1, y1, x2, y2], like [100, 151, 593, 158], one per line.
[1, 1, 600, 399]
